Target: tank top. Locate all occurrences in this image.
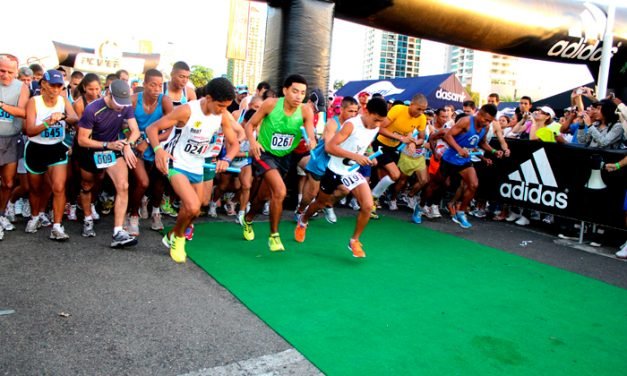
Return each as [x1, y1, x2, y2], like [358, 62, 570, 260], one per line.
[135, 92, 164, 161]
[30, 95, 66, 145]
[0, 79, 24, 137]
[165, 100, 222, 175]
[258, 98, 303, 157]
[442, 116, 486, 166]
[164, 82, 187, 107]
[328, 115, 379, 176]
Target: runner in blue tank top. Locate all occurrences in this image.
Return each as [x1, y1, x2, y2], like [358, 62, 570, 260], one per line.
[129, 69, 174, 235]
[422, 104, 503, 229]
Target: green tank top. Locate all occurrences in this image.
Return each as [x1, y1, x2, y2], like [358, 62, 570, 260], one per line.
[258, 97, 304, 157]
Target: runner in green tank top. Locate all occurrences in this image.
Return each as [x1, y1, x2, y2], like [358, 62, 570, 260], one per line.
[243, 74, 316, 252]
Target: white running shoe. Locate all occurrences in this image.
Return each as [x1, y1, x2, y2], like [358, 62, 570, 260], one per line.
[21, 200, 31, 218]
[67, 205, 78, 221]
[90, 204, 100, 221]
[0, 226, 3, 240]
[323, 207, 337, 224]
[388, 200, 398, 211]
[505, 212, 520, 222]
[422, 205, 435, 219]
[406, 196, 418, 210]
[5, 202, 16, 222]
[616, 243, 627, 259]
[128, 215, 140, 236]
[140, 196, 149, 219]
[348, 198, 360, 211]
[262, 201, 270, 216]
[14, 198, 23, 216]
[431, 204, 442, 218]
[208, 202, 218, 218]
[50, 226, 70, 241]
[515, 215, 530, 226]
[38, 213, 52, 228]
[82, 219, 96, 237]
[25, 217, 40, 233]
[151, 212, 164, 231]
[0, 215, 15, 231]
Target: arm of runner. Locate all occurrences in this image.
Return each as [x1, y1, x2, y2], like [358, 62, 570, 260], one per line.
[146, 103, 191, 175]
[63, 97, 79, 126]
[23, 98, 45, 137]
[444, 117, 470, 158]
[245, 98, 275, 159]
[322, 117, 339, 144]
[186, 86, 197, 101]
[3, 83, 29, 119]
[217, 112, 241, 173]
[325, 121, 370, 166]
[301, 104, 317, 151]
[479, 134, 503, 158]
[122, 117, 140, 169]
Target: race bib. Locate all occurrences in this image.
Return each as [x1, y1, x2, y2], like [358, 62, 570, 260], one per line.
[183, 139, 211, 158]
[270, 133, 295, 151]
[41, 125, 65, 140]
[340, 172, 366, 191]
[0, 109, 14, 120]
[93, 150, 117, 169]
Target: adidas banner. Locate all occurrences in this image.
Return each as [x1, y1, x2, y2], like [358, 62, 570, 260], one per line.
[481, 140, 627, 229]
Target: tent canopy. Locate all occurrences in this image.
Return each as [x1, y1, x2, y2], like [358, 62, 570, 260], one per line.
[335, 73, 471, 109]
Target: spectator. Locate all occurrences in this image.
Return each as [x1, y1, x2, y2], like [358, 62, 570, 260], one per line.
[576, 99, 623, 149]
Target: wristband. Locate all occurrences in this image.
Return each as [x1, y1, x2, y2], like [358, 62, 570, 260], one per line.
[221, 157, 232, 164]
[245, 151, 249, 158]
[491, 149, 497, 154]
[616, 163, 621, 170]
[153, 145, 163, 152]
[43, 121, 49, 129]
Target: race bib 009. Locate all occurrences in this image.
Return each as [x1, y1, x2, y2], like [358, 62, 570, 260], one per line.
[270, 133, 295, 151]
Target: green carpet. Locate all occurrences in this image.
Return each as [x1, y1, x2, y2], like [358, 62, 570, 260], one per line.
[187, 217, 627, 375]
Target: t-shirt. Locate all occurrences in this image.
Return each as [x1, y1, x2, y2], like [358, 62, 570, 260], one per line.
[376, 105, 426, 147]
[78, 98, 135, 142]
[536, 122, 561, 143]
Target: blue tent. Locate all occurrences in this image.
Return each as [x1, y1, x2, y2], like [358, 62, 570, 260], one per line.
[334, 73, 471, 109]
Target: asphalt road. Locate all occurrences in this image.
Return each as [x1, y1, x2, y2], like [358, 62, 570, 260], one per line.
[1, 205, 625, 375]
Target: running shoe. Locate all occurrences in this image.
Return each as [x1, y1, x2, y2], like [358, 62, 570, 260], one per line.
[140, 196, 149, 219]
[50, 226, 70, 241]
[431, 204, 442, 218]
[515, 216, 530, 226]
[5, 202, 16, 222]
[452, 212, 472, 229]
[268, 233, 285, 252]
[388, 199, 398, 211]
[185, 224, 195, 241]
[21, 200, 31, 218]
[373, 197, 381, 209]
[224, 201, 236, 216]
[243, 220, 254, 241]
[294, 219, 308, 243]
[294, 209, 303, 223]
[111, 229, 137, 248]
[14, 198, 23, 216]
[262, 201, 270, 216]
[348, 239, 366, 258]
[170, 235, 187, 263]
[82, 219, 96, 237]
[0, 216, 15, 231]
[542, 214, 554, 224]
[422, 205, 435, 219]
[160, 196, 178, 218]
[67, 205, 78, 221]
[162, 231, 173, 248]
[25, 217, 40, 233]
[38, 213, 52, 228]
[151, 212, 164, 231]
[349, 197, 360, 211]
[128, 215, 140, 236]
[616, 243, 627, 259]
[90, 204, 101, 221]
[411, 205, 422, 224]
[208, 202, 218, 218]
[236, 211, 245, 226]
[0, 227, 3, 240]
[505, 212, 520, 222]
[370, 203, 379, 220]
[323, 207, 337, 224]
[530, 210, 541, 221]
[406, 195, 418, 210]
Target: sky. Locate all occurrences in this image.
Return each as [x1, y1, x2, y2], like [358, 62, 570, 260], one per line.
[3, 0, 618, 99]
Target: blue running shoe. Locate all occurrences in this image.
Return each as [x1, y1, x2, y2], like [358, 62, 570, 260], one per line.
[452, 212, 472, 229]
[411, 204, 422, 224]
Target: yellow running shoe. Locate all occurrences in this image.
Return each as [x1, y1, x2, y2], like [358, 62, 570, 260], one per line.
[294, 219, 307, 243]
[170, 235, 187, 263]
[370, 204, 379, 220]
[243, 220, 254, 241]
[268, 233, 285, 252]
[348, 239, 366, 258]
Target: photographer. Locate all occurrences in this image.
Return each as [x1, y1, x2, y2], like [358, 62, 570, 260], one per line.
[576, 99, 623, 149]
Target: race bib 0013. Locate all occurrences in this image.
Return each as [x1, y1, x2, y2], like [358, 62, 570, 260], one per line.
[93, 150, 117, 169]
[270, 133, 295, 151]
[340, 172, 366, 191]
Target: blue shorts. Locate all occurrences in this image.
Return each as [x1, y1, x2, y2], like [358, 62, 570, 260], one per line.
[168, 167, 203, 184]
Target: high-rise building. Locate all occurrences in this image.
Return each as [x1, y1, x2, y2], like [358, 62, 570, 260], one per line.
[226, 0, 266, 89]
[363, 29, 422, 79]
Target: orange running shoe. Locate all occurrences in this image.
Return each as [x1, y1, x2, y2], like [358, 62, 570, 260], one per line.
[294, 219, 307, 243]
[348, 239, 366, 258]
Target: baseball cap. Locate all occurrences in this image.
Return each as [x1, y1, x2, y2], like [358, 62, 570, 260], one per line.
[538, 106, 555, 118]
[109, 79, 132, 107]
[42, 70, 65, 85]
[236, 84, 249, 95]
[358, 91, 369, 98]
[309, 88, 326, 113]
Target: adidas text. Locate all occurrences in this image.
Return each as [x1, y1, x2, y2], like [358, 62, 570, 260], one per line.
[547, 38, 621, 62]
[500, 181, 568, 209]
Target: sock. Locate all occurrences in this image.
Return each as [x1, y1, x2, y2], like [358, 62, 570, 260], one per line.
[297, 193, 303, 205]
[84, 215, 93, 221]
[38, 211, 45, 217]
[113, 226, 123, 235]
[53, 223, 62, 230]
[152, 206, 160, 215]
[238, 210, 245, 216]
[372, 175, 395, 198]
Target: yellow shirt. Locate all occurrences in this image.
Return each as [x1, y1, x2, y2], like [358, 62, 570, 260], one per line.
[376, 105, 427, 147]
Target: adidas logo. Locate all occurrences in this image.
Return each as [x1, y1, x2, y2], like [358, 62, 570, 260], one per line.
[547, 2, 622, 62]
[499, 148, 568, 209]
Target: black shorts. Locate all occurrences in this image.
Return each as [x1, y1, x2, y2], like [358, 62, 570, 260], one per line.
[75, 145, 123, 174]
[320, 168, 343, 195]
[372, 139, 400, 166]
[252, 151, 292, 177]
[439, 159, 473, 177]
[24, 141, 69, 175]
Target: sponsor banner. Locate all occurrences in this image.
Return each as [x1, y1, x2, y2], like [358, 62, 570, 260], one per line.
[481, 139, 627, 229]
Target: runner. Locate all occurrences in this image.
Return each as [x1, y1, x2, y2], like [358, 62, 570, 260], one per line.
[23, 70, 79, 240]
[243, 74, 316, 252]
[75, 79, 140, 248]
[294, 97, 388, 258]
[147, 77, 239, 263]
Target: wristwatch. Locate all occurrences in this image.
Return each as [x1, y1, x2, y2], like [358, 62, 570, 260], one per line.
[103, 142, 108, 149]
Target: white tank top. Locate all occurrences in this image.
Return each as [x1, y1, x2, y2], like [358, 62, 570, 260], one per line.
[168, 99, 222, 175]
[328, 115, 379, 176]
[30, 96, 66, 145]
